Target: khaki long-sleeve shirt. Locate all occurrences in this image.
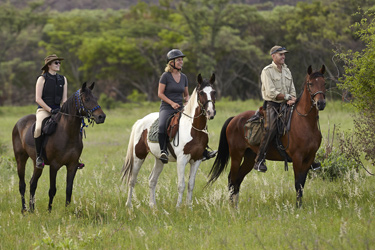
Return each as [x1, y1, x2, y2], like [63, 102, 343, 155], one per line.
[260, 61, 296, 103]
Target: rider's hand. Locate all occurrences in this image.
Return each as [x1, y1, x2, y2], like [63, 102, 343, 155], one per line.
[51, 108, 60, 114]
[171, 102, 180, 109]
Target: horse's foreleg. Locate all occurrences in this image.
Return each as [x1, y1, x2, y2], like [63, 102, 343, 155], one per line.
[186, 161, 201, 207]
[29, 165, 43, 212]
[294, 165, 309, 208]
[148, 159, 164, 207]
[48, 166, 58, 211]
[176, 159, 188, 207]
[66, 164, 78, 207]
[126, 158, 144, 208]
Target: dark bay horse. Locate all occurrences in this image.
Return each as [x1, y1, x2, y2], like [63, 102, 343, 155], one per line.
[121, 74, 216, 207]
[207, 65, 326, 207]
[12, 82, 106, 212]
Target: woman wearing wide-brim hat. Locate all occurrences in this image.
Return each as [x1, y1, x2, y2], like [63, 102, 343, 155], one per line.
[34, 54, 68, 169]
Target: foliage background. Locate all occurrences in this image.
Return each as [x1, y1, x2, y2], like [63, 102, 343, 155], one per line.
[1, 0, 374, 105]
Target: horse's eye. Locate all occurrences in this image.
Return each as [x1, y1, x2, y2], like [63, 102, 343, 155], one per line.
[212, 90, 216, 95]
[85, 97, 90, 102]
[199, 91, 204, 95]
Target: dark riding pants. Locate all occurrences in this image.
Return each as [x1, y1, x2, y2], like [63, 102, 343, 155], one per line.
[255, 102, 280, 163]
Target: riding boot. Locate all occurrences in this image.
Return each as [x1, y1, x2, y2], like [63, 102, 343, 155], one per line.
[34, 135, 45, 169]
[158, 133, 169, 164]
[254, 104, 278, 172]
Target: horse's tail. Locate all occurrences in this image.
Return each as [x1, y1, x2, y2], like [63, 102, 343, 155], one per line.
[206, 116, 234, 186]
[121, 120, 138, 185]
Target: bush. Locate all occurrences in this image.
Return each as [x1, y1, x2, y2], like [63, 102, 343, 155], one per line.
[311, 126, 362, 181]
[98, 93, 118, 110]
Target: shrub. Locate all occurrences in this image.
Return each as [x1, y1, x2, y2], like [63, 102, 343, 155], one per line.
[311, 126, 362, 181]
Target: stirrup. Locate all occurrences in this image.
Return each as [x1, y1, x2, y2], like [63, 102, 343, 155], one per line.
[253, 160, 267, 172]
[310, 162, 321, 171]
[159, 151, 168, 164]
[78, 163, 85, 169]
[202, 150, 218, 161]
[36, 156, 44, 169]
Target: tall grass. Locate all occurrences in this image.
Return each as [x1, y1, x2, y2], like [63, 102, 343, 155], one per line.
[0, 99, 374, 249]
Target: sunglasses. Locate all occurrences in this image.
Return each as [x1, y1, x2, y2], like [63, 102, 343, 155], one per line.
[54, 61, 61, 65]
[271, 47, 287, 55]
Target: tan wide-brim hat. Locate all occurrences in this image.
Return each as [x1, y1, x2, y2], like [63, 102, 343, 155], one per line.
[41, 54, 64, 71]
[270, 46, 288, 55]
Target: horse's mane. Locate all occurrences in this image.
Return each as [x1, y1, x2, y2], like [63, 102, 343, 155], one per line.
[54, 91, 77, 121]
[184, 88, 198, 117]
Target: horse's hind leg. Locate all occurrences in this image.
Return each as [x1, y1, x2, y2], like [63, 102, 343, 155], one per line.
[16, 153, 29, 213]
[148, 159, 164, 207]
[228, 149, 254, 207]
[126, 157, 145, 207]
[29, 164, 43, 212]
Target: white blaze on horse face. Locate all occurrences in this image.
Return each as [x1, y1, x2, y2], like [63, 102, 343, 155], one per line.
[202, 86, 215, 119]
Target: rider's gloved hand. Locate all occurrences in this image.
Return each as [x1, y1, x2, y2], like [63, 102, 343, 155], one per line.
[51, 108, 60, 114]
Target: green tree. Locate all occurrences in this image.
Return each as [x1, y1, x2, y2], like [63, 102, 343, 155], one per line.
[0, 1, 46, 105]
[339, 13, 375, 164]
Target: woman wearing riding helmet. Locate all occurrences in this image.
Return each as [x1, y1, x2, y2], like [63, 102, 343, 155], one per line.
[157, 49, 217, 163]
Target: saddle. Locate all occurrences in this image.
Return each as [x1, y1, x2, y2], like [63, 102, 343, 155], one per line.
[148, 112, 182, 143]
[244, 104, 294, 170]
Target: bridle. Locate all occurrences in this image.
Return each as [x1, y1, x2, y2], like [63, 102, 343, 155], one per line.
[59, 89, 101, 134]
[296, 74, 325, 117]
[74, 89, 101, 133]
[181, 86, 215, 134]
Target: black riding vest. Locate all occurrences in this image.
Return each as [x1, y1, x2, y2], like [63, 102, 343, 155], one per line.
[39, 72, 65, 108]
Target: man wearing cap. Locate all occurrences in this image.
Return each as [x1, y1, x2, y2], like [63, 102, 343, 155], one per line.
[253, 46, 297, 172]
[34, 54, 67, 169]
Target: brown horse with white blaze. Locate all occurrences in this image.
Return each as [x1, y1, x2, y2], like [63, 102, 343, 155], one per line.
[12, 82, 106, 213]
[207, 65, 326, 207]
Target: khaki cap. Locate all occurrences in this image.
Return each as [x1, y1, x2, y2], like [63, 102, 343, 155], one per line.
[270, 46, 288, 55]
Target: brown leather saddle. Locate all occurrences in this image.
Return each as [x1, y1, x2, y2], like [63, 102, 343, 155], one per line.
[166, 112, 181, 139]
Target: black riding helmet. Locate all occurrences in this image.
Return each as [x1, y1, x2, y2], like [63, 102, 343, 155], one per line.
[166, 49, 185, 63]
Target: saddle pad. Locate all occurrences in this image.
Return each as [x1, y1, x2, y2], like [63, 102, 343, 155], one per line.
[148, 118, 159, 142]
[148, 116, 178, 143]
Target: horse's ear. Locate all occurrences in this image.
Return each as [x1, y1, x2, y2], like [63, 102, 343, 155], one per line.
[210, 73, 215, 84]
[320, 65, 326, 75]
[307, 65, 312, 75]
[82, 82, 87, 92]
[89, 82, 95, 90]
[197, 73, 203, 85]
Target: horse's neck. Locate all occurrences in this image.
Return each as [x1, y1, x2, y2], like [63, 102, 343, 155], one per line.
[295, 87, 319, 123]
[192, 106, 207, 130]
[59, 103, 83, 137]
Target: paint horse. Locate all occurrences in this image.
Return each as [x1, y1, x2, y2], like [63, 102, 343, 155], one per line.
[122, 74, 216, 207]
[12, 82, 106, 212]
[207, 65, 326, 207]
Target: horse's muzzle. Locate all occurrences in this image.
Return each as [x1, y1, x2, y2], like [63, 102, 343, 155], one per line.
[206, 110, 216, 120]
[95, 113, 106, 124]
[316, 99, 326, 111]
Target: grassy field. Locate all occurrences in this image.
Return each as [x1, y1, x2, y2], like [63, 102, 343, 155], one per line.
[0, 99, 374, 249]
